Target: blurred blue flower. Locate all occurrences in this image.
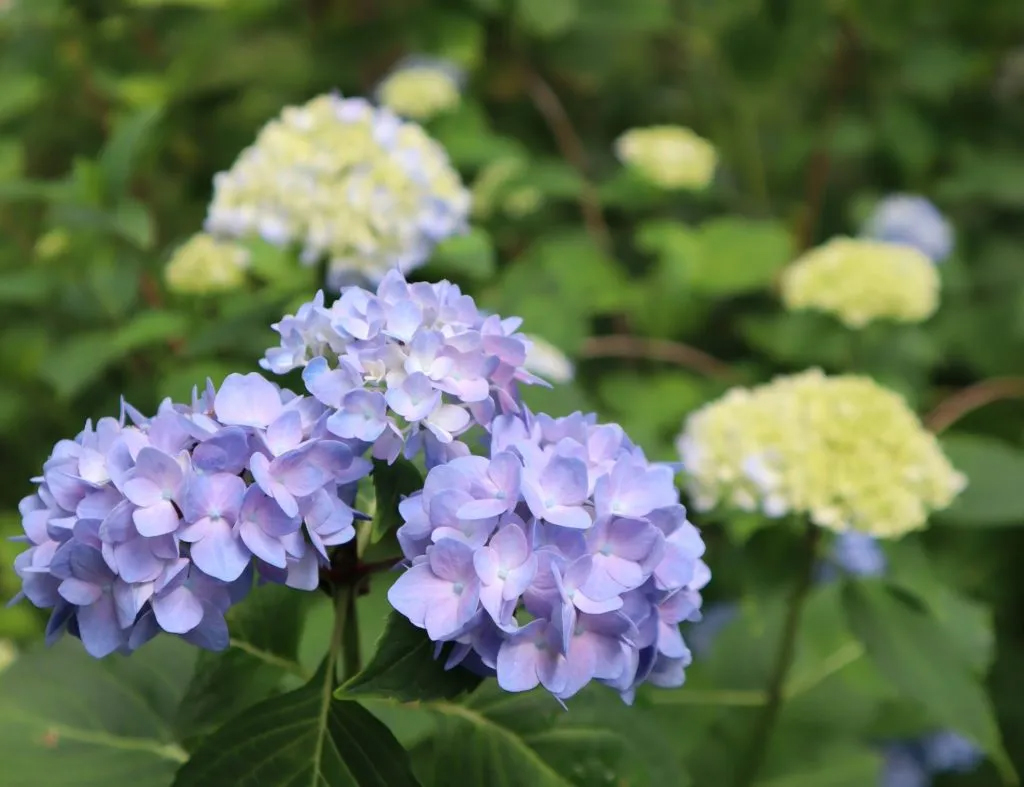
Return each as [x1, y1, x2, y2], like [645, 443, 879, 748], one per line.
[921, 730, 983, 774]
[685, 601, 738, 660]
[863, 194, 954, 263]
[831, 531, 888, 577]
[881, 744, 930, 787]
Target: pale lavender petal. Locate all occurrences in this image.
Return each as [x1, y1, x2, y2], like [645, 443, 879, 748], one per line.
[152, 586, 204, 634]
[214, 372, 283, 428]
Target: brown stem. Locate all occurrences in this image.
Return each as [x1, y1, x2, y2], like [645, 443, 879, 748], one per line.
[793, 22, 857, 251]
[580, 334, 734, 380]
[525, 71, 614, 254]
[925, 378, 1024, 434]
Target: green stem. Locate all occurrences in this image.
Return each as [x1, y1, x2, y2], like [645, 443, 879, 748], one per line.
[733, 523, 820, 787]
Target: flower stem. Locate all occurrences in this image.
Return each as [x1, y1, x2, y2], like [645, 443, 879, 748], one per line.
[734, 523, 820, 787]
[340, 581, 362, 680]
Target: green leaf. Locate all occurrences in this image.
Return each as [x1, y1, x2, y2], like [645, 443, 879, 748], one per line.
[0, 74, 43, 123]
[172, 663, 422, 787]
[842, 582, 1017, 783]
[756, 743, 880, 787]
[515, 0, 579, 37]
[111, 199, 156, 250]
[100, 107, 163, 199]
[0, 638, 196, 787]
[176, 584, 312, 740]
[371, 459, 424, 544]
[938, 434, 1024, 526]
[413, 688, 619, 787]
[428, 228, 496, 281]
[692, 218, 793, 295]
[340, 612, 481, 703]
[0, 268, 50, 305]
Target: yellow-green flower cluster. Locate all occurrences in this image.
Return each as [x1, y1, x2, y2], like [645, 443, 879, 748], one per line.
[781, 237, 940, 329]
[164, 233, 249, 295]
[614, 125, 716, 190]
[677, 369, 965, 538]
[378, 62, 462, 121]
[205, 93, 469, 284]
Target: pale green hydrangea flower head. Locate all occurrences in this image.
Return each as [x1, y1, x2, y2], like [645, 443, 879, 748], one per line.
[164, 233, 249, 295]
[615, 125, 717, 190]
[678, 369, 965, 538]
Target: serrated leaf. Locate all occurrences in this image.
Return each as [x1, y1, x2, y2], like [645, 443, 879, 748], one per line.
[938, 434, 1024, 526]
[0, 637, 196, 787]
[370, 459, 423, 544]
[172, 663, 421, 787]
[842, 582, 1017, 784]
[340, 612, 481, 703]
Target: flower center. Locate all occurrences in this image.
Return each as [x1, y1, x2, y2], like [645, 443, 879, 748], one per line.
[452, 582, 465, 595]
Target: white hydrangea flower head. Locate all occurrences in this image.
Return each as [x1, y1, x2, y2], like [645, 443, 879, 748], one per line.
[677, 369, 966, 538]
[523, 334, 574, 384]
[781, 237, 940, 329]
[164, 233, 250, 295]
[615, 125, 717, 190]
[377, 59, 462, 121]
[205, 93, 470, 285]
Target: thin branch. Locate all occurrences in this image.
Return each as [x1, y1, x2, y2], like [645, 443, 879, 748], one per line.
[525, 71, 613, 254]
[794, 22, 857, 251]
[925, 378, 1024, 434]
[580, 334, 734, 380]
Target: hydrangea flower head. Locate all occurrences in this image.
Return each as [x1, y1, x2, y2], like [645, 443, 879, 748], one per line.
[864, 194, 953, 264]
[164, 233, 250, 295]
[678, 370, 965, 538]
[205, 93, 470, 286]
[387, 409, 710, 703]
[614, 126, 717, 190]
[780, 237, 939, 328]
[262, 271, 545, 468]
[830, 531, 887, 577]
[377, 59, 462, 121]
[12, 373, 370, 658]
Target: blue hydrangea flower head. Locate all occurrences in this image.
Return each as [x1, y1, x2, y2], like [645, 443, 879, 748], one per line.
[387, 408, 710, 703]
[831, 531, 887, 577]
[863, 194, 953, 264]
[881, 744, 930, 787]
[921, 731, 982, 774]
[262, 271, 548, 469]
[12, 373, 371, 658]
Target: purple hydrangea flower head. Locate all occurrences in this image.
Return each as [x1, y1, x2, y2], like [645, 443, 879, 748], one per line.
[863, 194, 954, 264]
[387, 408, 709, 703]
[261, 271, 548, 470]
[11, 373, 371, 657]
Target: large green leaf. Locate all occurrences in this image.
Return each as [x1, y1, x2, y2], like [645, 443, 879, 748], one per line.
[339, 612, 481, 703]
[172, 663, 421, 787]
[426, 228, 496, 282]
[938, 434, 1024, 526]
[412, 687, 622, 787]
[0, 638, 196, 787]
[100, 107, 164, 199]
[176, 583, 312, 740]
[756, 743, 880, 787]
[842, 582, 1017, 783]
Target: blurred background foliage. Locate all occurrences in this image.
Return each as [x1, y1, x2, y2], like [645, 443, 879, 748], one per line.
[3, 0, 1024, 785]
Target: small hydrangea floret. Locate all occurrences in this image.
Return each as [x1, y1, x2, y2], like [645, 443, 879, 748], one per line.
[388, 409, 710, 703]
[678, 369, 965, 538]
[205, 93, 470, 286]
[13, 373, 370, 657]
[262, 271, 546, 468]
[781, 236, 939, 328]
[377, 58, 462, 121]
[164, 232, 250, 295]
[864, 194, 953, 264]
[614, 125, 717, 190]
